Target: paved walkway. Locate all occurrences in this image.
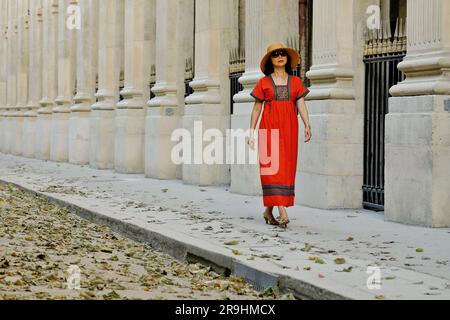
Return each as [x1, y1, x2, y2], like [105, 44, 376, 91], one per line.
[1, 153, 449, 300]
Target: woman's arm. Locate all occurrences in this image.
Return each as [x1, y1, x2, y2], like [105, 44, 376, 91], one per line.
[296, 98, 312, 142]
[248, 101, 263, 149]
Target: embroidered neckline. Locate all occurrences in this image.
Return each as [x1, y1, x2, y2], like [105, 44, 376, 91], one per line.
[268, 74, 291, 101]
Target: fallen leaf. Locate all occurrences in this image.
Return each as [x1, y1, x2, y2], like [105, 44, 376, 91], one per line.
[80, 291, 96, 300]
[0, 258, 10, 268]
[103, 290, 121, 300]
[342, 266, 353, 272]
[334, 258, 346, 265]
[309, 256, 325, 264]
[224, 240, 239, 246]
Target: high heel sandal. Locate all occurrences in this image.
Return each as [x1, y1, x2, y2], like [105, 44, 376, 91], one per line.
[263, 211, 280, 226]
[278, 217, 291, 229]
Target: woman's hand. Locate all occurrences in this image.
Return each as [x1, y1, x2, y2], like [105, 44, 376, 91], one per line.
[305, 125, 312, 143]
[248, 135, 256, 150]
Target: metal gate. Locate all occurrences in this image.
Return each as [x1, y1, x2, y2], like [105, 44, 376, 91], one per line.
[229, 48, 245, 115]
[362, 18, 406, 211]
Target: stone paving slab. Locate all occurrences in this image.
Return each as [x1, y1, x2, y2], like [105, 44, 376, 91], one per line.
[1, 153, 450, 300]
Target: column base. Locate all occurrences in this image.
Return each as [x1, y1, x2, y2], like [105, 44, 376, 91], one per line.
[69, 111, 91, 165]
[90, 109, 116, 170]
[145, 108, 182, 180]
[385, 95, 450, 227]
[12, 114, 25, 156]
[4, 113, 15, 154]
[22, 115, 37, 158]
[50, 112, 70, 162]
[182, 104, 231, 186]
[35, 112, 52, 160]
[1, 115, 12, 153]
[296, 99, 364, 209]
[114, 108, 145, 174]
[230, 102, 262, 196]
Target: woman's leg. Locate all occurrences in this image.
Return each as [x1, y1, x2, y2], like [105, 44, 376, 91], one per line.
[264, 206, 279, 225]
[278, 206, 289, 221]
[265, 206, 279, 219]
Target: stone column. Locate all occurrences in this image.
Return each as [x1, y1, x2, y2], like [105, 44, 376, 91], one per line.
[231, 0, 299, 195]
[146, 0, 191, 180]
[182, 0, 239, 186]
[23, 1, 43, 158]
[36, 0, 59, 160]
[90, 0, 124, 169]
[11, 0, 29, 156]
[115, 0, 151, 173]
[0, 0, 8, 150]
[68, 0, 98, 165]
[292, 0, 372, 209]
[50, 0, 76, 162]
[387, 0, 450, 227]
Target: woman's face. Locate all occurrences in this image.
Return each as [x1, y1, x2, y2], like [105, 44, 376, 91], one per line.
[270, 50, 288, 68]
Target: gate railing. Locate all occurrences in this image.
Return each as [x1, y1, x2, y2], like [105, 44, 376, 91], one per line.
[229, 48, 245, 115]
[185, 57, 194, 98]
[362, 18, 406, 211]
[286, 37, 305, 82]
[149, 64, 156, 101]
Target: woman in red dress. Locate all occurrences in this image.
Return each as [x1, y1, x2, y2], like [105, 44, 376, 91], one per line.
[248, 43, 312, 229]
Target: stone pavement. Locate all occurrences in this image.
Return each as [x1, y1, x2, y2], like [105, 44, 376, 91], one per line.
[1, 153, 449, 300]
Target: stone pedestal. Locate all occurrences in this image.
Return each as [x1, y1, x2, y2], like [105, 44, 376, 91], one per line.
[69, 0, 98, 165]
[115, 0, 151, 173]
[12, 0, 29, 157]
[387, 0, 450, 227]
[36, 0, 58, 160]
[385, 96, 450, 227]
[50, 0, 76, 162]
[297, 0, 366, 209]
[23, 1, 43, 158]
[146, 0, 189, 180]
[182, 0, 239, 186]
[90, 0, 124, 169]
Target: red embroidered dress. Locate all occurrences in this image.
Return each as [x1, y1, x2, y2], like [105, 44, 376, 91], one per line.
[251, 74, 310, 207]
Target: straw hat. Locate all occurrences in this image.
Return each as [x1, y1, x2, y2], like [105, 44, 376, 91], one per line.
[260, 42, 300, 74]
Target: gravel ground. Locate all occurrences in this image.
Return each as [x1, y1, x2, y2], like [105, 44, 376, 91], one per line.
[0, 183, 293, 300]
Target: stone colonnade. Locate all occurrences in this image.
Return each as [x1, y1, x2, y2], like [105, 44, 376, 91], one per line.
[0, 0, 449, 227]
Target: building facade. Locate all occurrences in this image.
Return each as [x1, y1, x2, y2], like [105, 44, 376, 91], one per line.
[0, 0, 449, 227]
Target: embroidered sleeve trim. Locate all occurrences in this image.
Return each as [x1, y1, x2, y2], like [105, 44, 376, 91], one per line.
[295, 88, 310, 102]
[250, 92, 264, 103]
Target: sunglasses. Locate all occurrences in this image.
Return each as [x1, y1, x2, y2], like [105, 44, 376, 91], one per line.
[270, 50, 288, 58]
